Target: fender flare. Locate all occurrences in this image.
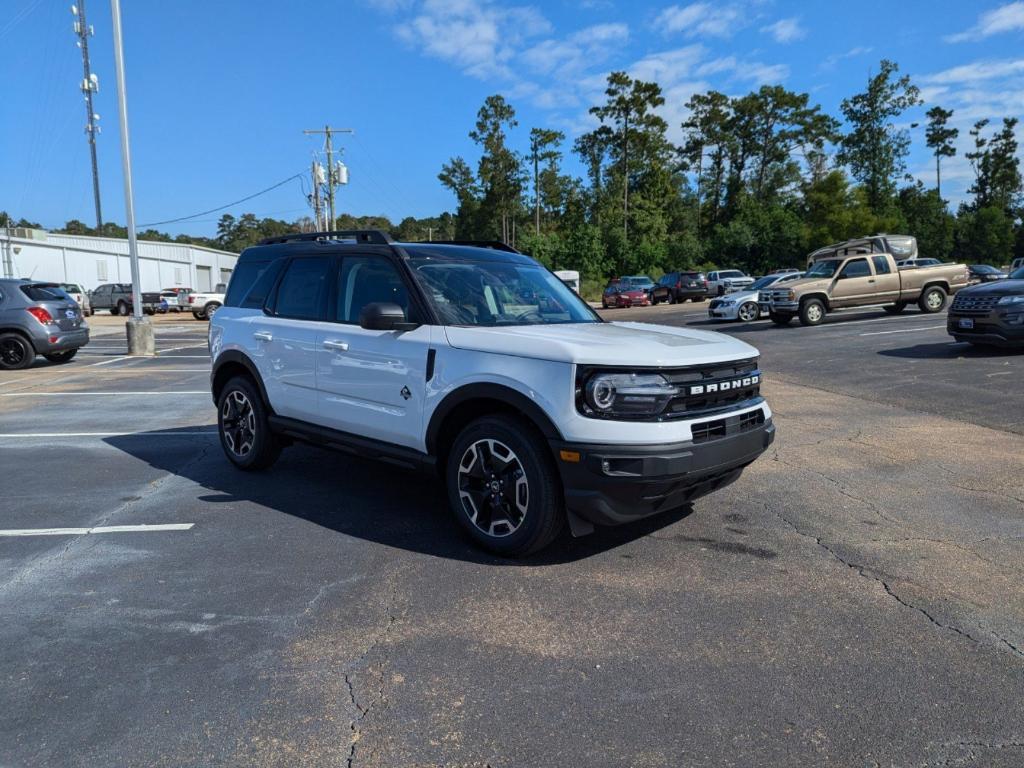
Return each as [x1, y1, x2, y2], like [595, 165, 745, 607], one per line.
[425, 382, 563, 455]
[211, 349, 272, 410]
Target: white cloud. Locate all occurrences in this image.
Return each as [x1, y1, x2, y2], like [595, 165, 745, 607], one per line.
[761, 17, 805, 44]
[921, 58, 1024, 84]
[654, 3, 743, 39]
[395, 0, 551, 80]
[821, 46, 872, 69]
[521, 23, 629, 78]
[946, 1, 1024, 42]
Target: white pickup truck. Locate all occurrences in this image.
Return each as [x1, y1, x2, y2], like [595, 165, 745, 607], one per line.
[188, 284, 226, 321]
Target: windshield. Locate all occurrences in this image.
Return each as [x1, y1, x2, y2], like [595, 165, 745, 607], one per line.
[806, 260, 841, 278]
[624, 277, 653, 288]
[411, 258, 599, 326]
[971, 265, 1000, 274]
[60, 283, 82, 293]
[750, 275, 781, 290]
[720, 270, 745, 278]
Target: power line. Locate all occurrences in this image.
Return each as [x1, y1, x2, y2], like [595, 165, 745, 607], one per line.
[0, 0, 45, 40]
[137, 173, 305, 228]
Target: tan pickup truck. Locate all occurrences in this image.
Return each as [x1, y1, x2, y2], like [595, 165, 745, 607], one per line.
[765, 236, 969, 326]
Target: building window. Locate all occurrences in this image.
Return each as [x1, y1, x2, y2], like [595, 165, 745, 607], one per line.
[97, 261, 108, 281]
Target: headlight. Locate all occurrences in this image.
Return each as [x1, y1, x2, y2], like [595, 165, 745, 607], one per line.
[786, 289, 796, 301]
[998, 295, 1024, 305]
[720, 298, 736, 305]
[581, 372, 679, 417]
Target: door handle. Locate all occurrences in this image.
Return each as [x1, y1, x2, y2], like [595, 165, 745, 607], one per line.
[253, 331, 273, 342]
[868, 279, 876, 283]
[323, 339, 349, 352]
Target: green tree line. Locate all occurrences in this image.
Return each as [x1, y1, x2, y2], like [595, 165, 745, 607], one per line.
[438, 59, 1023, 285]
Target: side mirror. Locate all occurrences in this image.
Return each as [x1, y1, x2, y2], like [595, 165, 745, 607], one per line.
[359, 302, 418, 331]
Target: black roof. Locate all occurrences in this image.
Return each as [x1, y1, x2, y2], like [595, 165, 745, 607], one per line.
[239, 230, 537, 266]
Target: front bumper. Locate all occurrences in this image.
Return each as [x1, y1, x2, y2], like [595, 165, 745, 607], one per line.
[33, 327, 90, 353]
[552, 416, 776, 526]
[767, 301, 799, 312]
[948, 312, 1024, 346]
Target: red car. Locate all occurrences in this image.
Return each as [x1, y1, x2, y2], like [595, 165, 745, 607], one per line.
[601, 280, 651, 309]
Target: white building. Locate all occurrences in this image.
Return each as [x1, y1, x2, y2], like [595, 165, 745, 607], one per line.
[0, 229, 238, 292]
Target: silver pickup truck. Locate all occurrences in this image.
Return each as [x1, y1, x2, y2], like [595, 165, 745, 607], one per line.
[765, 235, 969, 326]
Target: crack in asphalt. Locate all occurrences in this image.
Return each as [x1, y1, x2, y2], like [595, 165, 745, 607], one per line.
[0, 440, 213, 597]
[344, 577, 402, 768]
[768, 503, 1024, 663]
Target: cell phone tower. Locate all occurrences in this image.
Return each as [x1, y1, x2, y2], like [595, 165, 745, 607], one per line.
[72, 2, 103, 231]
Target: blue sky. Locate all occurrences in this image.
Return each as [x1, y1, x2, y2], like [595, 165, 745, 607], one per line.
[2, 0, 1023, 237]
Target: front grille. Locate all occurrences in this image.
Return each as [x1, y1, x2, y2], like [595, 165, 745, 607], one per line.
[951, 294, 1000, 316]
[692, 418, 727, 443]
[662, 359, 761, 419]
[767, 289, 791, 302]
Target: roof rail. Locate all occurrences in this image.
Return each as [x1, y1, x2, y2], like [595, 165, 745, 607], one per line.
[258, 229, 394, 246]
[417, 240, 521, 254]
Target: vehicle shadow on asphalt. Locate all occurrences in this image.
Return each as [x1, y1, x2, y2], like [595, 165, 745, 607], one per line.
[104, 428, 693, 565]
[685, 309, 935, 333]
[878, 341, 1023, 359]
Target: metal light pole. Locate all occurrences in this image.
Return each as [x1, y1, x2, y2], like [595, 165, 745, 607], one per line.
[109, 0, 153, 354]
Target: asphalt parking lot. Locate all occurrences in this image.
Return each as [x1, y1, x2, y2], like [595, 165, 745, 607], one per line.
[2, 308, 1023, 767]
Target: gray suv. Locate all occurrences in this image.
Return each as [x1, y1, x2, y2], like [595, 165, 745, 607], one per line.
[0, 279, 90, 370]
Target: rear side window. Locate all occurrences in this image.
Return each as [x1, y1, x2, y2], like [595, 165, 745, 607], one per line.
[240, 260, 285, 309]
[871, 256, 892, 275]
[224, 259, 275, 307]
[272, 257, 331, 320]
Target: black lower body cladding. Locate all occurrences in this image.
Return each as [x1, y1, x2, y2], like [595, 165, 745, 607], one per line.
[552, 415, 775, 526]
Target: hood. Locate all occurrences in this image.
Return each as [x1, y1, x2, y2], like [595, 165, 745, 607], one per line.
[958, 279, 1024, 297]
[444, 321, 759, 367]
[620, 288, 647, 297]
[781, 277, 832, 292]
[720, 288, 761, 302]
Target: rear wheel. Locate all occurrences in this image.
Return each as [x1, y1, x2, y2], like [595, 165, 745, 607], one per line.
[204, 302, 221, 319]
[770, 312, 792, 326]
[799, 298, 826, 326]
[117, 301, 129, 316]
[918, 286, 947, 313]
[44, 350, 77, 364]
[447, 414, 564, 557]
[737, 301, 759, 322]
[0, 333, 35, 370]
[217, 376, 282, 471]
[883, 302, 907, 315]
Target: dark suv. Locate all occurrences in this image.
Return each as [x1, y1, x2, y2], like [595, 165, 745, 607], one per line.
[651, 271, 707, 304]
[947, 266, 1024, 348]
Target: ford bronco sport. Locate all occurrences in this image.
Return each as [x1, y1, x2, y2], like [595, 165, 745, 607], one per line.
[208, 231, 775, 556]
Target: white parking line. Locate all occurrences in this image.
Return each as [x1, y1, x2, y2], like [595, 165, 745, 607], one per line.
[0, 431, 215, 437]
[860, 325, 947, 336]
[0, 524, 195, 537]
[1, 391, 208, 397]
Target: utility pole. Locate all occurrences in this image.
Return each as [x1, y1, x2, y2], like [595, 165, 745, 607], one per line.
[110, 0, 153, 354]
[73, 1, 103, 231]
[303, 125, 352, 230]
[310, 160, 324, 230]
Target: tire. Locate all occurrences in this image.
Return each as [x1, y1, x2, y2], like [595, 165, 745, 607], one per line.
[717, 285, 726, 296]
[216, 375, 281, 471]
[446, 414, 564, 557]
[691, 296, 705, 303]
[144, 308, 155, 316]
[918, 286, 947, 314]
[769, 312, 792, 326]
[883, 303, 906, 315]
[601, 299, 608, 309]
[204, 302, 221, 319]
[799, 298, 826, 326]
[193, 312, 207, 321]
[117, 301, 129, 317]
[44, 350, 77, 364]
[737, 301, 759, 323]
[109, 308, 119, 316]
[651, 295, 660, 306]
[0, 332, 35, 370]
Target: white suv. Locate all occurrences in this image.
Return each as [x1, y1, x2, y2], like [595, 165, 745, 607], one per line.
[208, 231, 775, 556]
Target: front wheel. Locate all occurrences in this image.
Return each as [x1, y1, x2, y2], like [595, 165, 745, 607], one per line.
[446, 415, 564, 557]
[737, 301, 759, 322]
[799, 298, 826, 326]
[918, 286, 947, 313]
[217, 376, 281, 471]
[44, 350, 77, 364]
